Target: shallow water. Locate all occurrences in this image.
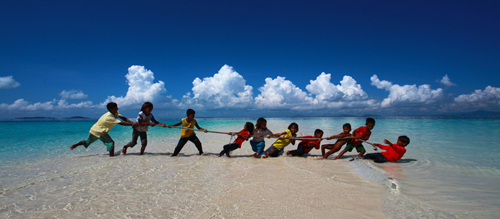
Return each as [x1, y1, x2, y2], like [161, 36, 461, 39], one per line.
[1, 118, 500, 218]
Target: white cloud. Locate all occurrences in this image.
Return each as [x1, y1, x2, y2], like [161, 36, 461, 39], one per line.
[454, 86, 500, 103]
[181, 65, 253, 109]
[371, 74, 443, 107]
[438, 74, 456, 87]
[305, 73, 375, 109]
[255, 76, 312, 109]
[59, 90, 88, 99]
[0, 99, 55, 111]
[102, 65, 173, 108]
[0, 76, 20, 90]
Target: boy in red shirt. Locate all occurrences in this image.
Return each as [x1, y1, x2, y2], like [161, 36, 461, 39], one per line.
[286, 129, 323, 156]
[335, 118, 375, 160]
[363, 136, 410, 163]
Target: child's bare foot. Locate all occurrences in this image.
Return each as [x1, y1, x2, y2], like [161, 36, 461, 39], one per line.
[122, 146, 127, 155]
[226, 153, 231, 158]
[69, 145, 78, 150]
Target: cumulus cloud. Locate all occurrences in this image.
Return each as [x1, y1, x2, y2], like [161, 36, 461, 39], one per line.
[255, 76, 312, 109]
[438, 74, 456, 87]
[454, 86, 500, 103]
[0, 76, 20, 90]
[59, 90, 88, 99]
[102, 65, 173, 108]
[181, 65, 253, 109]
[371, 75, 443, 107]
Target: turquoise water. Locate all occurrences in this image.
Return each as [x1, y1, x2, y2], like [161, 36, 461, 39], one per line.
[1, 118, 500, 217]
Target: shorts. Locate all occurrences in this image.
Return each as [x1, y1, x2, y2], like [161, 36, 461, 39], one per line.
[82, 133, 115, 151]
[344, 141, 365, 153]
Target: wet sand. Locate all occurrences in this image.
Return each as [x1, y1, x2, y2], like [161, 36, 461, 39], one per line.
[0, 151, 387, 218]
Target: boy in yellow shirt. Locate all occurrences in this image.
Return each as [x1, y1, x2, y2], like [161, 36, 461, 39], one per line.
[167, 109, 207, 156]
[69, 102, 133, 157]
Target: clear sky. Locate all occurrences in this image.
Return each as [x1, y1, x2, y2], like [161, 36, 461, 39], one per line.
[1, 0, 499, 119]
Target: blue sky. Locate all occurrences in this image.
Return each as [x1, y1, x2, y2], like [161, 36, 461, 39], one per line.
[1, 0, 499, 119]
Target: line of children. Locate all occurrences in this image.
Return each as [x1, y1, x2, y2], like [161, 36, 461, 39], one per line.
[219, 122, 254, 157]
[70, 107, 409, 163]
[122, 102, 167, 155]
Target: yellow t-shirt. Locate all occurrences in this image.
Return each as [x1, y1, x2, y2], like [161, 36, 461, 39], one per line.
[180, 118, 196, 138]
[89, 112, 122, 138]
[272, 129, 295, 150]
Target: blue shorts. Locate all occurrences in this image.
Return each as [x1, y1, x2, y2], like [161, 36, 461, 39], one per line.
[250, 141, 265, 154]
[82, 133, 115, 151]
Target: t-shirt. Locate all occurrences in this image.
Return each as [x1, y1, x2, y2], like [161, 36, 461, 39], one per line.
[89, 112, 122, 138]
[234, 129, 250, 148]
[379, 144, 407, 161]
[272, 129, 296, 150]
[134, 111, 158, 132]
[351, 126, 371, 146]
[250, 128, 273, 142]
[180, 118, 197, 138]
[296, 136, 321, 154]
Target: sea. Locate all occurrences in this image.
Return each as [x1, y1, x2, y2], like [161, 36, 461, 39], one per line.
[1, 117, 499, 218]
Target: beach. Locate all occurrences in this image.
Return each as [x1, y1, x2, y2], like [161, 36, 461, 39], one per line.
[1, 118, 500, 218]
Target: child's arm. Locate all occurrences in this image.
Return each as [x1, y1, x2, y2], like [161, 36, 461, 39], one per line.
[195, 121, 208, 133]
[327, 132, 351, 140]
[167, 121, 182, 128]
[267, 131, 287, 138]
[119, 122, 134, 126]
[118, 116, 133, 124]
[151, 116, 167, 127]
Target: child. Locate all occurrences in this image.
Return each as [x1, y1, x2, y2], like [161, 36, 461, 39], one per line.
[363, 136, 410, 163]
[69, 102, 133, 157]
[322, 123, 352, 159]
[167, 109, 207, 156]
[335, 118, 375, 160]
[249, 117, 273, 158]
[219, 122, 254, 157]
[122, 102, 167, 155]
[286, 129, 323, 157]
[261, 122, 298, 158]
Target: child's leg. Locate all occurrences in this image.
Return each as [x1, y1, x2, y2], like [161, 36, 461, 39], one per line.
[71, 133, 98, 150]
[256, 142, 265, 156]
[172, 138, 189, 156]
[363, 153, 387, 163]
[123, 130, 140, 154]
[334, 149, 347, 160]
[324, 140, 347, 158]
[189, 135, 203, 155]
[289, 143, 306, 156]
[221, 143, 239, 157]
[99, 134, 115, 157]
[356, 144, 366, 157]
[139, 131, 148, 155]
[321, 144, 333, 157]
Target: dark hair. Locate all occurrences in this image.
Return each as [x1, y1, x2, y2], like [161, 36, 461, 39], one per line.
[343, 123, 351, 130]
[366, 117, 375, 125]
[314, 129, 323, 135]
[106, 102, 118, 111]
[288, 122, 298, 131]
[186, 109, 195, 116]
[256, 117, 267, 130]
[141, 102, 154, 112]
[246, 122, 255, 136]
[398, 135, 410, 145]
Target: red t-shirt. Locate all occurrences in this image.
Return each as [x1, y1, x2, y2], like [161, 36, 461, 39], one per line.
[351, 126, 371, 146]
[234, 129, 250, 148]
[296, 136, 321, 154]
[379, 144, 406, 161]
